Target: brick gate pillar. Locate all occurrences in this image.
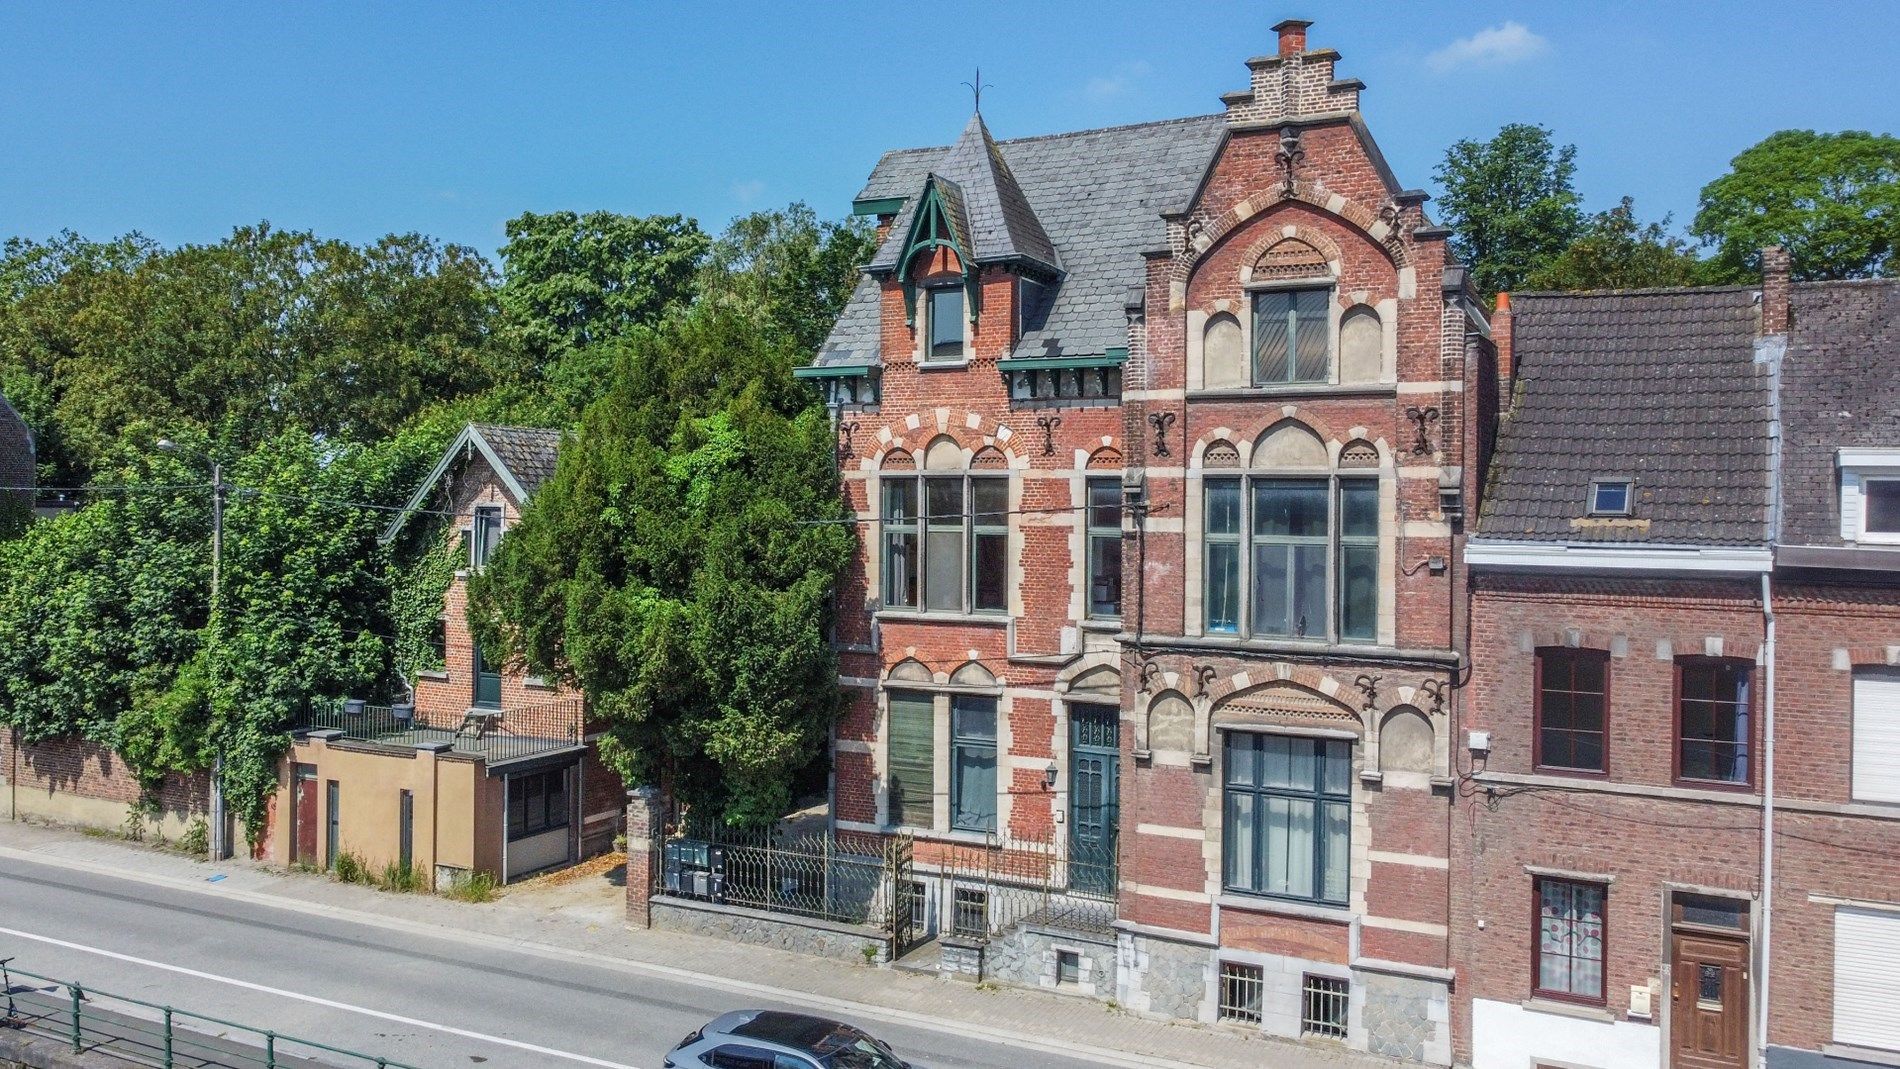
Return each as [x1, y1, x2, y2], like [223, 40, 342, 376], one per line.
[624, 786, 663, 928]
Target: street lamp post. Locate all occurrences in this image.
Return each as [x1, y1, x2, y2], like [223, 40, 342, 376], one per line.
[159, 440, 229, 862]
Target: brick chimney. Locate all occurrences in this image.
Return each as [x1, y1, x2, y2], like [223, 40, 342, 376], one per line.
[1274, 18, 1311, 56]
[1222, 18, 1361, 124]
[1493, 292, 1514, 397]
[1760, 246, 1790, 335]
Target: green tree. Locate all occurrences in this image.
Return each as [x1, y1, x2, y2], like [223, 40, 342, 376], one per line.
[1692, 129, 1900, 281]
[467, 302, 854, 825]
[0, 224, 504, 485]
[699, 204, 876, 354]
[1433, 123, 1584, 300]
[498, 210, 709, 414]
[1523, 198, 1705, 292]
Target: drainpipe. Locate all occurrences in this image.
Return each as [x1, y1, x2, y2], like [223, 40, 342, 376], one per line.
[1757, 570, 1776, 1068]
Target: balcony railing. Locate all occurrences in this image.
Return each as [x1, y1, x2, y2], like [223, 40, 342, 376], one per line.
[299, 695, 584, 765]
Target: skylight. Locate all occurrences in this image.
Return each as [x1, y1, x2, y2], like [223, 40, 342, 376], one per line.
[1589, 479, 1632, 516]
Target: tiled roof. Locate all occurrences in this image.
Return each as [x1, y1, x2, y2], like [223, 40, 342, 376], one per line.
[1478, 287, 1775, 547]
[471, 424, 563, 497]
[816, 113, 1227, 367]
[1776, 279, 1900, 548]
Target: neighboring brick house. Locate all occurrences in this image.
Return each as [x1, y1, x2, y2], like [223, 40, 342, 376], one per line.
[806, 20, 1489, 1062]
[266, 424, 623, 885]
[1457, 259, 1900, 1069]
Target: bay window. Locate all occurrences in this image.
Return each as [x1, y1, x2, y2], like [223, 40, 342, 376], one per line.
[881, 474, 1007, 614]
[1204, 475, 1379, 642]
[1223, 733, 1350, 905]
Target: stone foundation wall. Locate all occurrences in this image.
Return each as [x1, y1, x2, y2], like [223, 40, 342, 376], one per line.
[1360, 967, 1451, 1065]
[987, 924, 1116, 998]
[1117, 929, 1211, 1021]
[650, 897, 890, 965]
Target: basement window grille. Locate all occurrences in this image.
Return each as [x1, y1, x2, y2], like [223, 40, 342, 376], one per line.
[953, 888, 988, 938]
[1218, 962, 1264, 1025]
[1302, 974, 1350, 1039]
[1056, 950, 1081, 986]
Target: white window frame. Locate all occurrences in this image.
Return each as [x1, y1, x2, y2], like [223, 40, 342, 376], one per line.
[1588, 478, 1633, 517]
[1838, 449, 1900, 546]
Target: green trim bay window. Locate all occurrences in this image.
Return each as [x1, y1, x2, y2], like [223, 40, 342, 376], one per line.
[1252, 287, 1331, 384]
[1086, 477, 1123, 619]
[951, 695, 998, 833]
[1223, 733, 1350, 905]
[1203, 475, 1379, 643]
[888, 692, 935, 828]
[881, 473, 1008, 614]
[882, 481, 919, 608]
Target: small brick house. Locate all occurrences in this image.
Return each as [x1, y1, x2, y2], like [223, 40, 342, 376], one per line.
[266, 423, 623, 885]
[1458, 260, 1900, 1069]
[806, 19, 1489, 1062]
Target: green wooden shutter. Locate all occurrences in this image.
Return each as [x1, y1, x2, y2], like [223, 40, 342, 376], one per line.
[887, 691, 935, 828]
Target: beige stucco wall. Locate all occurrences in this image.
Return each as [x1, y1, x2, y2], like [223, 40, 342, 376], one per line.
[268, 735, 491, 882]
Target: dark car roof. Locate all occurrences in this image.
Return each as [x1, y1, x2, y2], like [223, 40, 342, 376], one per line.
[726, 1010, 852, 1054]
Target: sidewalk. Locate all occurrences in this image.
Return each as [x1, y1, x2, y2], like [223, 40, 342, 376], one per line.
[0, 819, 1396, 1069]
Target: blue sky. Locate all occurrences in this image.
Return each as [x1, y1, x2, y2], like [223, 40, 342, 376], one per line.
[3, 2, 1896, 259]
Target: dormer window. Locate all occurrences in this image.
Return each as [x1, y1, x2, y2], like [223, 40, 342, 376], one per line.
[1838, 449, 1900, 545]
[928, 286, 965, 362]
[1589, 479, 1633, 517]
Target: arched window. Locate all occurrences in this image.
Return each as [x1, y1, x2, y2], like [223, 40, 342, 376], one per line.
[1250, 238, 1334, 386]
[1203, 421, 1380, 642]
[880, 437, 1007, 614]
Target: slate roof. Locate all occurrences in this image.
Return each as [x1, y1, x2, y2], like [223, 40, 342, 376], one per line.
[379, 423, 564, 544]
[1776, 279, 1900, 548]
[470, 423, 562, 497]
[816, 112, 1227, 367]
[1478, 287, 1776, 547]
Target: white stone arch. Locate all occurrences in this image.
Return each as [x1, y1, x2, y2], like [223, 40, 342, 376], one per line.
[1250, 419, 1328, 469]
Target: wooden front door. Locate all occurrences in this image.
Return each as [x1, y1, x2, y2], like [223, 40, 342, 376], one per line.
[291, 765, 318, 865]
[1670, 929, 1749, 1069]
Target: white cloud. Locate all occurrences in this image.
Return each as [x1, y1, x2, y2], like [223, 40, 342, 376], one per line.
[1082, 60, 1152, 102]
[1426, 21, 1550, 73]
[731, 179, 765, 205]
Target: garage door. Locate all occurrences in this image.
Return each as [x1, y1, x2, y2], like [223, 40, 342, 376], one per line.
[1853, 668, 1900, 803]
[1835, 906, 1900, 1051]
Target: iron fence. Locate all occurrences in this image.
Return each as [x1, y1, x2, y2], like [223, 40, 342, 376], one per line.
[933, 833, 1118, 937]
[299, 696, 584, 765]
[0, 961, 419, 1069]
[656, 821, 908, 930]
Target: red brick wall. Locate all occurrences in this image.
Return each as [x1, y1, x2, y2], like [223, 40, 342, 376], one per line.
[1, 730, 208, 829]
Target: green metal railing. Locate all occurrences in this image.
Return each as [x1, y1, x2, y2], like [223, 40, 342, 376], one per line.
[0, 961, 421, 1069]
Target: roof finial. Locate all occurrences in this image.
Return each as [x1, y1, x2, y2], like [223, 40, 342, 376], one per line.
[962, 67, 992, 115]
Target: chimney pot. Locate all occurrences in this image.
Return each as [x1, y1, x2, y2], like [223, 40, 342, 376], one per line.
[1760, 246, 1790, 335]
[1273, 18, 1313, 57]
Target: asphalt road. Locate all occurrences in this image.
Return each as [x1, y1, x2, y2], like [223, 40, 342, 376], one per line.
[0, 853, 1120, 1069]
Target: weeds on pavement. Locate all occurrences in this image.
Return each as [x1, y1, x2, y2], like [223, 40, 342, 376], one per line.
[443, 870, 498, 903]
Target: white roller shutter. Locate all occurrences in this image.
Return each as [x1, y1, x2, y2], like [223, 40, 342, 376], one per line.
[1853, 669, 1900, 803]
[1835, 906, 1900, 1051]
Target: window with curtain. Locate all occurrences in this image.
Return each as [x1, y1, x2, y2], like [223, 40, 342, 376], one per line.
[1252, 287, 1331, 384]
[1222, 733, 1350, 905]
[950, 696, 998, 833]
[928, 286, 964, 361]
[1204, 476, 1378, 642]
[1537, 648, 1608, 773]
[1677, 658, 1752, 784]
[1534, 878, 1606, 1003]
[1087, 477, 1123, 619]
[880, 474, 1008, 614]
[887, 691, 935, 828]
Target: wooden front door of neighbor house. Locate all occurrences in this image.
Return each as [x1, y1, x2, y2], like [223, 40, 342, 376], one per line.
[1670, 929, 1749, 1069]
[292, 765, 318, 865]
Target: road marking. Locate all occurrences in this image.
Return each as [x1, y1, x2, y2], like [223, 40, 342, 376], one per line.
[0, 847, 1215, 1069]
[0, 925, 643, 1069]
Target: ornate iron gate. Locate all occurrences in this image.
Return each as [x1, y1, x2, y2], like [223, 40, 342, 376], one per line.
[885, 833, 918, 952]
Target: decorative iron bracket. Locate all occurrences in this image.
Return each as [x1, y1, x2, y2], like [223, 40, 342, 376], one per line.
[1277, 126, 1305, 196]
[1405, 405, 1440, 457]
[837, 420, 858, 463]
[1035, 414, 1062, 456]
[1147, 411, 1176, 458]
[1354, 673, 1381, 712]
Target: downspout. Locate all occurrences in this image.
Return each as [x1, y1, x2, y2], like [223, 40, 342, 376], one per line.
[1757, 570, 1776, 1068]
